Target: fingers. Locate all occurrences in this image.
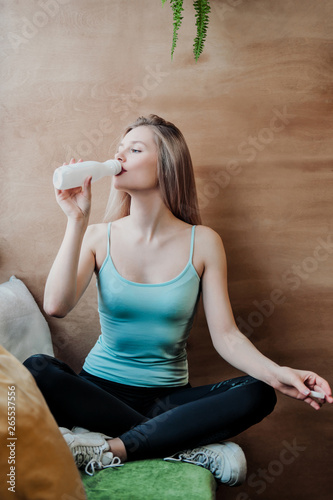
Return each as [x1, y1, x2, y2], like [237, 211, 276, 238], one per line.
[303, 373, 333, 403]
[301, 373, 333, 408]
[280, 368, 333, 410]
[83, 176, 92, 194]
[301, 390, 329, 410]
[288, 372, 313, 398]
[312, 383, 333, 404]
[62, 158, 83, 166]
[302, 395, 326, 411]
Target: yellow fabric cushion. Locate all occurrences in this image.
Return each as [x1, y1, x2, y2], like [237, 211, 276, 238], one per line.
[0, 345, 86, 500]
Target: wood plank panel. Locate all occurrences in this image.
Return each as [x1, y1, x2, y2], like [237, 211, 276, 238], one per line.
[0, 1, 332, 498]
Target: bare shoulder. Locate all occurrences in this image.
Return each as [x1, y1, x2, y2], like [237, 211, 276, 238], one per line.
[84, 223, 108, 251]
[85, 222, 108, 238]
[82, 223, 110, 270]
[194, 225, 227, 270]
[195, 225, 225, 252]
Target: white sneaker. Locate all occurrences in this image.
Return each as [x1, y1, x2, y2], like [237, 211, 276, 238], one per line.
[60, 427, 123, 476]
[71, 426, 112, 440]
[164, 442, 247, 486]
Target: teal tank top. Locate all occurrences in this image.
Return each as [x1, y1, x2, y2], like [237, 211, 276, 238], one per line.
[83, 224, 201, 387]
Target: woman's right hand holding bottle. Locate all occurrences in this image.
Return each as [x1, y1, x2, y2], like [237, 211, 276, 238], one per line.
[55, 159, 92, 222]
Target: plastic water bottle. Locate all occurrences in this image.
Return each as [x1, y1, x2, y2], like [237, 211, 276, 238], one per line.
[53, 160, 122, 190]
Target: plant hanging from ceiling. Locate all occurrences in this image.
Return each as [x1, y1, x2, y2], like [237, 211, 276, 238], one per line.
[161, 0, 211, 61]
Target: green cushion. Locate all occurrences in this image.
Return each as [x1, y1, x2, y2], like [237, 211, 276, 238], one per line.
[81, 459, 217, 500]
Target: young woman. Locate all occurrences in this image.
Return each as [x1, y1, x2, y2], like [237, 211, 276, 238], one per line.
[24, 115, 332, 485]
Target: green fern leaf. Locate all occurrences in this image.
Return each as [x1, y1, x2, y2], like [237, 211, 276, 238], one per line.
[170, 0, 184, 60]
[161, 0, 168, 5]
[193, 0, 211, 61]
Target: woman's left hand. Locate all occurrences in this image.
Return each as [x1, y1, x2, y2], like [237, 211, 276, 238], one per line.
[272, 366, 333, 410]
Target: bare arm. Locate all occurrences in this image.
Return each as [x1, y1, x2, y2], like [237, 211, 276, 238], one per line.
[44, 161, 95, 317]
[44, 219, 95, 317]
[200, 227, 333, 410]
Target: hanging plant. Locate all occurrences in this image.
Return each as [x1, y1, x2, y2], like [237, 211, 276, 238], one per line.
[161, 0, 211, 61]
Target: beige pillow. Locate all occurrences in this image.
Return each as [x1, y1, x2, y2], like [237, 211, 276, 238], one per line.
[0, 276, 54, 362]
[0, 345, 86, 500]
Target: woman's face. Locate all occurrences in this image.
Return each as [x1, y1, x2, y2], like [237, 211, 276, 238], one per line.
[113, 126, 159, 193]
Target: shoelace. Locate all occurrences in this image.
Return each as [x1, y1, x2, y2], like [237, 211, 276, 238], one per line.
[85, 455, 123, 476]
[181, 450, 223, 477]
[71, 445, 123, 476]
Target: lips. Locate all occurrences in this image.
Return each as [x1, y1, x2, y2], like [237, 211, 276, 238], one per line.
[116, 167, 127, 176]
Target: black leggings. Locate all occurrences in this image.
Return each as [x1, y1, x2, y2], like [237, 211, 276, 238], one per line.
[23, 354, 276, 460]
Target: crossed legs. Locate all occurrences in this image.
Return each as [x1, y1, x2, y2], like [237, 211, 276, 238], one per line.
[24, 354, 276, 462]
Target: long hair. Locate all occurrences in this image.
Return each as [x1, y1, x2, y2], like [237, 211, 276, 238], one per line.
[104, 115, 201, 225]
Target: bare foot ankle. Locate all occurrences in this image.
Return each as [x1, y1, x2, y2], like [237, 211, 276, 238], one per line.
[108, 438, 127, 462]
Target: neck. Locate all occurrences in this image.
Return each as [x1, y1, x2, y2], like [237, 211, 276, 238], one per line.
[128, 190, 174, 242]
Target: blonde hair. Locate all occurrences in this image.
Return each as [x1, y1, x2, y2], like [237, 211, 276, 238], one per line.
[104, 115, 201, 225]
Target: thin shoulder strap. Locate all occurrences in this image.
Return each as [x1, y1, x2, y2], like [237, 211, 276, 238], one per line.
[107, 222, 112, 255]
[189, 225, 196, 263]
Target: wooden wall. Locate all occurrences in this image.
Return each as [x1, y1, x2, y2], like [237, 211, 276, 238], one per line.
[1, 1, 332, 499]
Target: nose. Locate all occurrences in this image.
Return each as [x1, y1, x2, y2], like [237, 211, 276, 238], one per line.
[116, 152, 125, 163]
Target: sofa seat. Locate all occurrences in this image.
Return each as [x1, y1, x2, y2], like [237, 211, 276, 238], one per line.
[81, 458, 217, 500]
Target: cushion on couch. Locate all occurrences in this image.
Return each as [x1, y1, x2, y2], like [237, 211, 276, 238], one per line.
[0, 276, 54, 362]
[81, 458, 217, 500]
[0, 345, 86, 500]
